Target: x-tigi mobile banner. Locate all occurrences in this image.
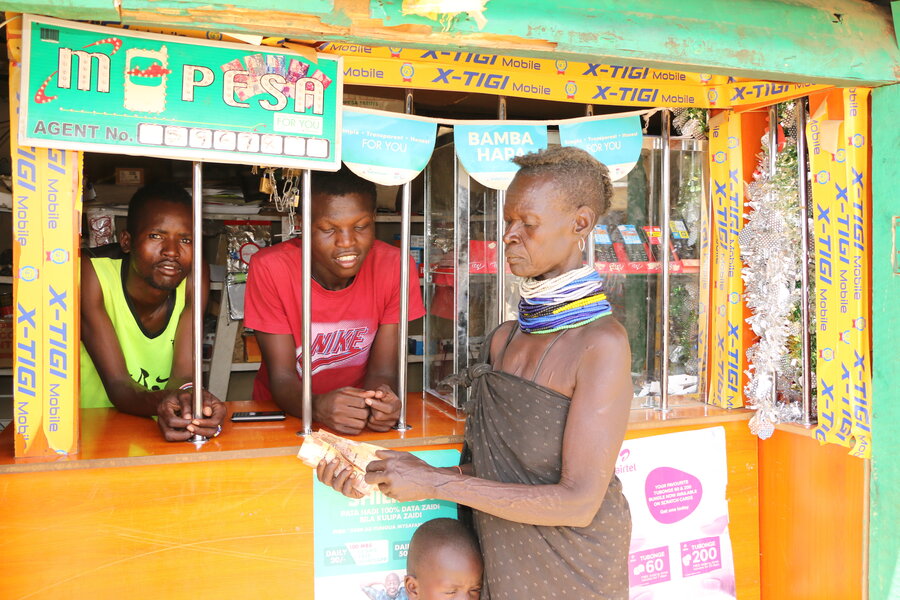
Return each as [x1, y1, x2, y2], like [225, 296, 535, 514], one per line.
[454, 123, 548, 190]
[707, 111, 747, 409]
[321, 42, 831, 110]
[342, 107, 437, 186]
[559, 113, 644, 181]
[313, 449, 459, 598]
[8, 15, 82, 458]
[806, 89, 872, 458]
[19, 14, 342, 169]
[618, 427, 736, 599]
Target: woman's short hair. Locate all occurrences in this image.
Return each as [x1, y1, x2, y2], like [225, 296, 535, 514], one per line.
[512, 146, 614, 218]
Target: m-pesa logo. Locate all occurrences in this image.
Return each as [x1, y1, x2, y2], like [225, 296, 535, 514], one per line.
[296, 326, 371, 375]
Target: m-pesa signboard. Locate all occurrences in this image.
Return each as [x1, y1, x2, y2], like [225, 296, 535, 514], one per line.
[19, 15, 342, 169]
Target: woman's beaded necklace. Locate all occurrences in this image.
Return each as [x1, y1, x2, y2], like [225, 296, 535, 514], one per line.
[518, 265, 612, 334]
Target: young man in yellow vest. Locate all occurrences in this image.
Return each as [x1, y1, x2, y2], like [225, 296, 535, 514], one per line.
[80, 182, 226, 441]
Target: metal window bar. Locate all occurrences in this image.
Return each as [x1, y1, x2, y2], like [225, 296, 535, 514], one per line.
[659, 110, 672, 412]
[301, 169, 313, 435]
[768, 105, 779, 409]
[496, 96, 507, 327]
[190, 161, 206, 445]
[796, 97, 815, 425]
[396, 88, 414, 431]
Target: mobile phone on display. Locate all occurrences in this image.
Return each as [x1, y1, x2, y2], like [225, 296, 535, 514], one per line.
[230, 410, 286, 422]
[593, 224, 618, 263]
[617, 224, 651, 262]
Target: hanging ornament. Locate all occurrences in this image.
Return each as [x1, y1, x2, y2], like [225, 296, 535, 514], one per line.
[740, 101, 806, 438]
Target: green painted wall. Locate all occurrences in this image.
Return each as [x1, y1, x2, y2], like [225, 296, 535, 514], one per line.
[870, 82, 900, 600]
[8, 0, 899, 85]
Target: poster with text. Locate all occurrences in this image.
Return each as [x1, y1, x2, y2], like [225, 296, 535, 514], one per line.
[617, 427, 736, 599]
[559, 114, 643, 181]
[20, 15, 342, 169]
[342, 108, 437, 186]
[313, 448, 460, 599]
[454, 123, 548, 190]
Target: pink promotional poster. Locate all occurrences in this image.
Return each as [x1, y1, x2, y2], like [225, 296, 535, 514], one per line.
[617, 427, 736, 599]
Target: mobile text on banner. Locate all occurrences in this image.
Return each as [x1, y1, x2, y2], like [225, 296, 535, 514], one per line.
[707, 112, 747, 409]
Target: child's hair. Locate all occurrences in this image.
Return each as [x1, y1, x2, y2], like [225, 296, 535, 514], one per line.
[407, 518, 481, 577]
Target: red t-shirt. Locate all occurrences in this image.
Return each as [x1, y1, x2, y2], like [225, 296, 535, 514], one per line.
[244, 239, 425, 401]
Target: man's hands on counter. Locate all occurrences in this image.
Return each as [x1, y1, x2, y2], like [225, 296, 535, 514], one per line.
[313, 385, 401, 435]
[157, 389, 227, 442]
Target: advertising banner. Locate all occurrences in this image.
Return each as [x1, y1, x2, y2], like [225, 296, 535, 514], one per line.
[707, 112, 747, 409]
[559, 114, 644, 181]
[313, 449, 460, 598]
[322, 43, 831, 110]
[618, 427, 736, 599]
[20, 15, 342, 170]
[342, 107, 437, 186]
[9, 16, 81, 457]
[806, 90, 872, 458]
[454, 123, 547, 190]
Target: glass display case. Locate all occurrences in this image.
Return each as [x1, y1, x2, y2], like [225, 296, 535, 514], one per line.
[594, 136, 707, 403]
[423, 141, 503, 408]
[423, 134, 708, 408]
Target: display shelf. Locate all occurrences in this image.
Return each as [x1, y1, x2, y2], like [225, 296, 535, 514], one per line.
[374, 214, 425, 223]
[594, 260, 700, 274]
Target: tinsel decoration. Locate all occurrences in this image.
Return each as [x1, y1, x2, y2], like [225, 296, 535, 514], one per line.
[739, 102, 806, 439]
[672, 107, 708, 139]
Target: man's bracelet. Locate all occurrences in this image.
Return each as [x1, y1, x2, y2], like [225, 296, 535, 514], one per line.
[179, 382, 194, 391]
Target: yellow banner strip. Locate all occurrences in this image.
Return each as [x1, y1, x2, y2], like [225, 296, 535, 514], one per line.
[722, 81, 832, 109]
[339, 56, 712, 108]
[707, 111, 747, 408]
[318, 42, 725, 84]
[40, 147, 81, 456]
[9, 15, 48, 457]
[697, 159, 712, 400]
[838, 88, 872, 458]
[807, 91, 874, 456]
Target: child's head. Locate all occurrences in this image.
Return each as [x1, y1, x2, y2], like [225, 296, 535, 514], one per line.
[405, 518, 483, 600]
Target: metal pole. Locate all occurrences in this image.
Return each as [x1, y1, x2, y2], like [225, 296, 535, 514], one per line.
[585, 104, 595, 265]
[768, 104, 779, 409]
[660, 110, 672, 412]
[189, 162, 206, 445]
[796, 98, 815, 426]
[396, 88, 414, 431]
[300, 169, 313, 435]
[496, 95, 507, 326]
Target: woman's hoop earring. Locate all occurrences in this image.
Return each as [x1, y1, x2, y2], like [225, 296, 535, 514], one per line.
[578, 237, 586, 253]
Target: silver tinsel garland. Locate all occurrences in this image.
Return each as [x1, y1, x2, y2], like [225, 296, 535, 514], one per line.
[739, 103, 804, 439]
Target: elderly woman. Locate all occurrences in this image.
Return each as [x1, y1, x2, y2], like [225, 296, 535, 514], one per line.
[319, 146, 632, 599]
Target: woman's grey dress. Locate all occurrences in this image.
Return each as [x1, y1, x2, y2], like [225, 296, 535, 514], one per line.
[455, 326, 631, 599]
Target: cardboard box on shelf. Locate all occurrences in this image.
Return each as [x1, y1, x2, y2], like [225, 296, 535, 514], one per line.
[0, 318, 12, 368]
[244, 333, 262, 363]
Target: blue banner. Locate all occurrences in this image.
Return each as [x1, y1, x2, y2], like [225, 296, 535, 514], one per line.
[454, 123, 548, 190]
[559, 115, 643, 180]
[342, 108, 437, 185]
[313, 448, 460, 598]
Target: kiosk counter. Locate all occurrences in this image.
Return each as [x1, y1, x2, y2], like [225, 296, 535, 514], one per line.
[0, 396, 760, 600]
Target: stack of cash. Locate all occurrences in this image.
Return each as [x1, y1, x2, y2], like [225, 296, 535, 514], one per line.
[297, 430, 383, 495]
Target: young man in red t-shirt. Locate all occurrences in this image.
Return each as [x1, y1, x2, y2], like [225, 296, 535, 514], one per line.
[244, 167, 425, 434]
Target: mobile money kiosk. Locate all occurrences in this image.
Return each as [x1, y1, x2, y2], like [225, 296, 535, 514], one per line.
[2, 4, 896, 599]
